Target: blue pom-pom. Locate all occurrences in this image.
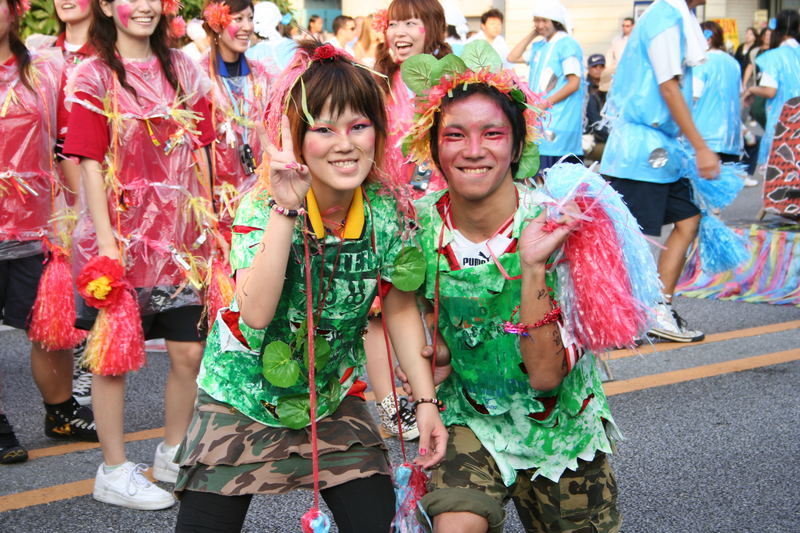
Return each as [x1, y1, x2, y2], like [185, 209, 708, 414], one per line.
[690, 163, 745, 209]
[698, 214, 750, 273]
[541, 163, 662, 308]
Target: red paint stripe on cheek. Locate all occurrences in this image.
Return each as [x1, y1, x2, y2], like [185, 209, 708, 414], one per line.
[117, 3, 132, 28]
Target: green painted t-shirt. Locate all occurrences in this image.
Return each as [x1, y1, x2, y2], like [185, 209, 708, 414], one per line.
[198, 184, 406, 429]
[415, 184, 620, 485]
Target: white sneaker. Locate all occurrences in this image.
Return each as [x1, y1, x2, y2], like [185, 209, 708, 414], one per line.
[93, 461, 176, 510]
[648, 303, 705, 343]
[377, 395, 419, 441]
[153, 442, 180, 484]
[743, 176, 758, 187]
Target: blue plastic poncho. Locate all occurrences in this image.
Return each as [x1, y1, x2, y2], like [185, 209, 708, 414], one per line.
[754, 44, 800, 164]
[692, 49, 743, 156]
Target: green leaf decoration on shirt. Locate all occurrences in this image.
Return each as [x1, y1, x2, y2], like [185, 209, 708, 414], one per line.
[392, 246, 426, 291]
[460, 40, 503, 73]
[323, 376, 342, 408]
[401, 54, 439, 96]
[276, 394, 311, 429]
[510, 88, 526, 105]
[303, 336, 331, 372]
[261, 341, 301, 388]
[515, 142, 540, 180]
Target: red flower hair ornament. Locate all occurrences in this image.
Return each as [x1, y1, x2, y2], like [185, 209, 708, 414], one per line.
[204, 2, 232, 33]
[371, 9, 388, 34]
[311, 43, 338, 61]
[162, 0, 181, 17]
[15, 0, 31, 16]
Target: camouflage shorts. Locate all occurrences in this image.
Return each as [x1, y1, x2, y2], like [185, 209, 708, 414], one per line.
[174, 391, 391, 496]
[420, 425, 621, 533]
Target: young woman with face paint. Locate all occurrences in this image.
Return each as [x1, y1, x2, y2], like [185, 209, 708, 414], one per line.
[173, 40, 447, 533]
[62, 0, 216, 511]
[0, 0, 99, 466]
[200, 0, 275, 243]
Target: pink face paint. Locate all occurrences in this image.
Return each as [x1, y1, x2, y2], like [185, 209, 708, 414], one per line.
[116, 2, 133, 28]
[0, 4, 9, 17]
[76, 0, 90, 12]
[226, 22, 239, 39]
[419, 26, 425, 34]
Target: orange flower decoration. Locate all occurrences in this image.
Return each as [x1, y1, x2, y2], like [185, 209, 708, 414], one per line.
[162, 0, 181, 17]
[204, 2, 232, 33]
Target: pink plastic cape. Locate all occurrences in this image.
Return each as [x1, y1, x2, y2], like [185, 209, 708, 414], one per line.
[0, 50, 63, 244]
[66, 51, 214, 312]
[201, 54, 276, 237]
[384, 71, 446, 203]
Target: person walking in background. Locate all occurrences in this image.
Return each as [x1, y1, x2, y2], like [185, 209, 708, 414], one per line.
[307, 14, 324, 41]
[326, 15, 356, 55]
[606, 16, 633, 76]
[508, 0, 585, 173]
[63, 0, 215, 509]
[600, 0, 720, 343]
[467, 8, 510, 68]
[1, 0, 97, 466]
[584, 53, 609, 162]
[693, 21, 743, 166]
[354, 13, 382, 68]
[743, 10, 800, 170]
[201, 0, 275, 243]
[735, 26, 758, 78]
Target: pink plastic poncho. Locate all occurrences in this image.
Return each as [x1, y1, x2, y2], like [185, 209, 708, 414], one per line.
[66, 51, 214, 312]
[0, 50, 63, 247]
[200, 53, 275, 237]
[385, 70, 446, 201]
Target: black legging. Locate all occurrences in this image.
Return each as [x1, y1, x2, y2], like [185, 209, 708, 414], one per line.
[175, 474, 396, 533]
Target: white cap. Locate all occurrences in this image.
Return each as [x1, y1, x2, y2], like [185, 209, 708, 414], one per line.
[532, 0, 572, 34]
[253, 1, 282, 41]
[440, 0, 468, 40]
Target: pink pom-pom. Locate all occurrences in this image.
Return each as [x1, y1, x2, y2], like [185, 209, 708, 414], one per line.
[562, 196, 649, 351]
[82, 288, 145, 376]
[28, 250, 87, 351]
[300, 508, 331, 533]
[170, 16, 187, 39]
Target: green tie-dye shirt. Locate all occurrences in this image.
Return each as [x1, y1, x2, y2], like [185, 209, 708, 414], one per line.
[198, 184, 406, 428]
[415, 184, 620, 485]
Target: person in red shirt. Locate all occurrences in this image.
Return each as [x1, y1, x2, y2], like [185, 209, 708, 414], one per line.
[63, 0, 215, 511]
[200, 0, 275, 244]
[0, 0, 98, 466]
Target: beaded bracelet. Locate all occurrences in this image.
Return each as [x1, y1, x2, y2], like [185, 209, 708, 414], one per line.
[268, 198, 306, 218]
[415, 397, 445, 412]
[502, 305, 562, 337]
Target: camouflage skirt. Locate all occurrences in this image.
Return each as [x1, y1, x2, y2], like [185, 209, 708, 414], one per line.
[174, 390, 391, 496]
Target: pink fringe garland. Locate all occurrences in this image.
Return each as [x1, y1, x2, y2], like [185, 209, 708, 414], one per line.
[28, 249, 87, 351]
[204, 258, 235, 331]
[562, 196, 650, 351]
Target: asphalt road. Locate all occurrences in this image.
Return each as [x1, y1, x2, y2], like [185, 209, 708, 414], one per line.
[1, 178, 798, 532]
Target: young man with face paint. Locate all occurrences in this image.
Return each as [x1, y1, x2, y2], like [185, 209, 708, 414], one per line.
[400, 41, 627, 533]
[600, 0, 720, 343]
[63, 0, 215, 510]
[508, 0, 585, 173]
